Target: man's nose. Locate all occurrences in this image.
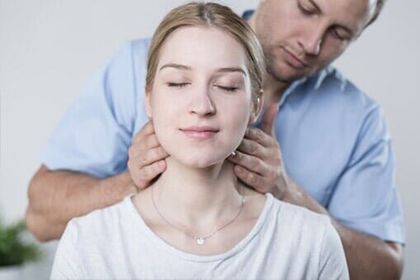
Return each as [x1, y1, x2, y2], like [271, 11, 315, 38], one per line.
[298, 24, 324, 56]
[189, 86, 216, 116]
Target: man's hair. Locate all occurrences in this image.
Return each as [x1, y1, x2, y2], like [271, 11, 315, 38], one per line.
[145, 2, 266, 101]
[367, 0, 387, 26]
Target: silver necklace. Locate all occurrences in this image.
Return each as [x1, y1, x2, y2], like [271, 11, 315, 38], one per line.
[151, 185, 244, 246]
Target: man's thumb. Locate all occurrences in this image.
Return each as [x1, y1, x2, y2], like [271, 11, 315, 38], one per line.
[261, 103, 279, 136]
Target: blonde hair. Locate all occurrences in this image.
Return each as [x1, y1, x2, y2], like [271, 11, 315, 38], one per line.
[145, 2, 266, 100]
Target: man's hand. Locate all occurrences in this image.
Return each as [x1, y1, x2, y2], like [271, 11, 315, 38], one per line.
[127, 121, 169, 190]
[228, 104, 291, 199]
[230, 105, 403, 279]
[229, 104, 404, 279]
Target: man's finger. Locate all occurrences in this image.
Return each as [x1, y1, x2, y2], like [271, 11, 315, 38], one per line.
[244, 127, 274, 147]
[128, 134, 161, 160]
[141, 133, 160, 150]
[133, 121, 155, 143]
[137, 146, 169, 168]
[228, 150, 268, 176]
[136, 160, 167, 189]
[233, 165, 266, 193]
[260, 103, 279, 136]
[236, 138, 264, 157]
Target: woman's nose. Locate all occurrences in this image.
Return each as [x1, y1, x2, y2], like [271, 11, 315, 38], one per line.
[188, 85, 216, 116]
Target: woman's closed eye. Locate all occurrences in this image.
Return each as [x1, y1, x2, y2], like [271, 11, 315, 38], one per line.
[167, 82, 190, 88]
[214, 84, 239, 92]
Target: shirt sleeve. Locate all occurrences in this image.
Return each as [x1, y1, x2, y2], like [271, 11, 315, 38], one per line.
[327, 105, 405, 244]
[50, 221, 86, 279]
[41, 40, 149, 178]
[318, 219, 349, 280]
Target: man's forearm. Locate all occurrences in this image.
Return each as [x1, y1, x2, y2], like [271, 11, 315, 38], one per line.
[333, 220, 403, 280]
[26, 165, 136, 242]
[282, 181, 403, 280]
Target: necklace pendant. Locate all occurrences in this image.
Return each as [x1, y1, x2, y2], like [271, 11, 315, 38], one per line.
[196, 237, 205, 245]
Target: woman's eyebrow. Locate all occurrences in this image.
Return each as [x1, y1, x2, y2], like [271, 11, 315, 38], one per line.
[159, 63, 191, 71]
[216, 67, 247, 77]
[159, 63, 246, 76]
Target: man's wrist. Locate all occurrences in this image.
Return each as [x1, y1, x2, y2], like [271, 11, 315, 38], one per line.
[280, 177, 302, 203]
[97, 172, 135, 205]
[279, 178, 328, 215]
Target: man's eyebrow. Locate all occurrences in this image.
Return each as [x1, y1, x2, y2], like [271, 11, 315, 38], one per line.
[159, 63, 192, 71]
[307, 0, 355, 37]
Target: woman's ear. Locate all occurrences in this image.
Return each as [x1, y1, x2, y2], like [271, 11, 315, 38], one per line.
[249, 90, 264, 124]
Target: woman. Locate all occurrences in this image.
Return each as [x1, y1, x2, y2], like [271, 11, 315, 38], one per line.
[51, 2, 349, 279]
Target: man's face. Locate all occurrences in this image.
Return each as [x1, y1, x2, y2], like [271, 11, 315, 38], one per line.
[254, 0, 375, 83]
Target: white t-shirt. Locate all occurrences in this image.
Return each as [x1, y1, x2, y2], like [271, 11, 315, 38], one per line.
[51, 193, 349, 279]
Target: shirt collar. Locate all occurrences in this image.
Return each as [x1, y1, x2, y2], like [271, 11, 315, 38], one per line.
[280, 65, 337, 107]
[242, 9, 255, 20]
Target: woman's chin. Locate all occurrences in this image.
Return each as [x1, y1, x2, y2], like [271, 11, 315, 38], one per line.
[183, 159, 221, 169]
[174, 154, 228, 169]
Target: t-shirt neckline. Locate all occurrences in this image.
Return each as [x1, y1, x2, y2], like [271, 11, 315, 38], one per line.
[124, 192, 275, 263]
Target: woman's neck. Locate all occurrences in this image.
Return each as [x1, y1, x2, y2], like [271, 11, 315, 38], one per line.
[151, 157, 243, 229]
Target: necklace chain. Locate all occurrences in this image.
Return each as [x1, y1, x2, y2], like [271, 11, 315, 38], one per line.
[151, 185, 244, 245]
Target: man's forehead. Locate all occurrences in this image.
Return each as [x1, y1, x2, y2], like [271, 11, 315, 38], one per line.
[266, 0, 377, 14]
[313, 0, 375, 29]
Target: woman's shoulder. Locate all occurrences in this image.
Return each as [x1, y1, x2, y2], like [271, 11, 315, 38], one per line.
[243, 188, 330, 227]
[64, 196, 135, 244]
[52, 196, 141, 277]
[243, 187, 332, 231]
[268, 197, 336, 243]
[274, 197, 331, 226]
[77, 196, 130, 221]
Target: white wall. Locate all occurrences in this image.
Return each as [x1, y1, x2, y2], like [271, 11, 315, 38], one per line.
[0, 0, 418, 278]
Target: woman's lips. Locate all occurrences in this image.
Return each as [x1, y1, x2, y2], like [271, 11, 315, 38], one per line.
[179, 126, 219, 139]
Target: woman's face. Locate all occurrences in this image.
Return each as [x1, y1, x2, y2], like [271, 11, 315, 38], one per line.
[147, 26, 259, 168]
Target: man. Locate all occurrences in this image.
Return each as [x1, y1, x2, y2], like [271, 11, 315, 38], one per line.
[26, 0, 404, 279]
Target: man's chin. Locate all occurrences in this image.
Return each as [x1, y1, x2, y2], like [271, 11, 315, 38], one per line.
[267, 63, 309, 84]
[268, 67, 306, 84]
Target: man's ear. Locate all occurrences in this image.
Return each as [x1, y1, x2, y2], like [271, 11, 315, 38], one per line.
[145, 89, 153, 119]
[249, 90, 264, 124]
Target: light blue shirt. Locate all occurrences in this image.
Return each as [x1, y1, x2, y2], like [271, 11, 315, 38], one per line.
[42, 39, 405, 244]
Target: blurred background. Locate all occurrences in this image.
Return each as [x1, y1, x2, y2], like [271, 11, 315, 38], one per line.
[0, 0, 419, 278]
